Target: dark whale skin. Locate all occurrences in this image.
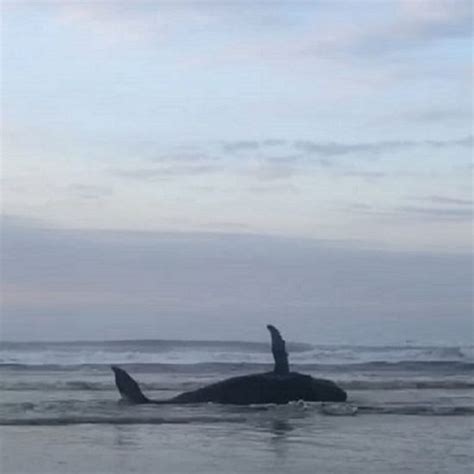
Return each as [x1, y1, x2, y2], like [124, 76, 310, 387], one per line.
[112, 366, 347, 405]
[172, 371, 347, 404]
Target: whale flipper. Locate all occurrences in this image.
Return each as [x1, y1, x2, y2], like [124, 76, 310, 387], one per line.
[111, 365, 150, 404]
[266, 324, 289, 375]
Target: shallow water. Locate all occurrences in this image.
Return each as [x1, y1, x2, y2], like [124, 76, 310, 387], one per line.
[2, 414, 473, 474]
[1, 339, 473, 473]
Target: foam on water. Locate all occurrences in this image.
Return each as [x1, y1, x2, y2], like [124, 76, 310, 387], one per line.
[1, 339, 473, 366]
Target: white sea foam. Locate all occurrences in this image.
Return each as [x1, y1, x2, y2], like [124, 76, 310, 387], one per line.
[1, 340, 472, 367]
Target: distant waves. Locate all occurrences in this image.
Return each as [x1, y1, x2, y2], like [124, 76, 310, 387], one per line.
[0, 339, 472, 367]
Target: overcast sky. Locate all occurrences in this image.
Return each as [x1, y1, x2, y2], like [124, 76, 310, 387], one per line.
[1, 1, 473, 342]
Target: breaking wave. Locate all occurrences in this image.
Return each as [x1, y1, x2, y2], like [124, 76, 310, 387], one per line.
[1, 340, 472, 367]
[1, 360, 473, 374]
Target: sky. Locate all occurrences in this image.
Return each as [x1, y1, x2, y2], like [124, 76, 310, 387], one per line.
[1, 1, 473, 342]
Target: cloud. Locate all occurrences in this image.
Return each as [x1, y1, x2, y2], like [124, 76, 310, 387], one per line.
[402, 108, 473, 123]
[220, 135, 472, 163]
[106, 134, 471, 184]
[293, 135, 472, 156]
[198, 221, 252, 231]
[426, 135, 473, 148]
[252, 164, 296, 181]
[397, 205, 473, 221]
[2, 214, 472, 341]
[341, 171, 387, 180]
[301, 0, 472, 57]
[247, 184, 299, 195]
[1, 214, 50, 231]
[222, 141, 261, 153]
[69, 184, 113, 200]
[264, 154, 307, 165]
[110, 164, 221, 180]
[54, 1, 301, 51]
[56, 2, 175, 46]
[397, 0, 473, 42]
[151, 151, 216, 163]
[294, 140, 406, 156]
[10, 0, 471, 78]
[262, 139, 287, 147]
[346, 203, 473, 222]
[417, 195, 473, 206]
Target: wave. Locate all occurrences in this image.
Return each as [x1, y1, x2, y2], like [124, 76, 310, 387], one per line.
[355, 405, 474, 416]
[1, 360, 473, 374]
[0, 415, 248, 426]
[0, 339, 313, 353]
[0, 380, 184, 392]
[341, 379, 474, 390]
[2, 378, 474, 392]
[1, 341, 472, 367]
[1, 404, 473, 426]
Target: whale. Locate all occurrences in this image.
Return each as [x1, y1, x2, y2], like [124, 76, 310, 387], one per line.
[112, 325, 347, 405]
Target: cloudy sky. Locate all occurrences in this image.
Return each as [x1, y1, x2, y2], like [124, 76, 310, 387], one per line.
[2, 1, 473, 342]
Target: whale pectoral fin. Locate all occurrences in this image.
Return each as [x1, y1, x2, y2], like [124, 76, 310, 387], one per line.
[266, 325, 290, 375]
[111, 366, 150, 404]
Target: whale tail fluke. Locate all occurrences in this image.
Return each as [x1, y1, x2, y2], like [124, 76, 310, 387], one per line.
[111, 366, 150, 404]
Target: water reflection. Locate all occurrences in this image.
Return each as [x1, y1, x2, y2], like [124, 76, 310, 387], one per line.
[271, 419, 293, 437]
[267, 416, 295, 463]
[112, 425, 140, 448]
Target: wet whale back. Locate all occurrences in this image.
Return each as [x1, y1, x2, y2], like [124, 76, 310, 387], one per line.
[170, 372, 347, 404]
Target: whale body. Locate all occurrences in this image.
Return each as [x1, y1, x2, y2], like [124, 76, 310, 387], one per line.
[112, 366, 347, 405]
[112, 325, 347, 405]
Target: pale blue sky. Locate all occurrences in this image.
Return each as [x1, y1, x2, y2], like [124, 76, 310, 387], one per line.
[1, 1, 473, 341]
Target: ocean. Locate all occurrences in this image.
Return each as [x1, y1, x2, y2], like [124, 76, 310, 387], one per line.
[1, 339, 473, 473]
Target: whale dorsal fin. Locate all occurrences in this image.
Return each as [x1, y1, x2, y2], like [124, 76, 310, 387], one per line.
[266, 325, 290, 375]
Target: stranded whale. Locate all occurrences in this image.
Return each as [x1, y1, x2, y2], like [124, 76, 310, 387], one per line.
[112, 325, 347, 405]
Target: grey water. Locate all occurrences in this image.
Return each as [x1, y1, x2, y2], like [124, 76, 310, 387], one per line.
[1, 339, 473, 473]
